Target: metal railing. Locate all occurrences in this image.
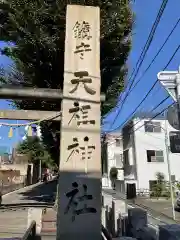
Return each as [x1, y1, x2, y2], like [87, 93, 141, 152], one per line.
[22, 221, 36, 240]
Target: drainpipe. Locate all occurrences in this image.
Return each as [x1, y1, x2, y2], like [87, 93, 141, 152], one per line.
[131, 120, 139, 190]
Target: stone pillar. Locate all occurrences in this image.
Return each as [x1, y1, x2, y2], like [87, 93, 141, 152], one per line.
[127, 208, 147, 237]
[27, 208, 42, 235]
[159, 224, 180, 240]
[56, 5, 101, 240]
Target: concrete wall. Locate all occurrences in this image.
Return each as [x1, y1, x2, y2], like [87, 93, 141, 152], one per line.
[0, 163, 28, 176]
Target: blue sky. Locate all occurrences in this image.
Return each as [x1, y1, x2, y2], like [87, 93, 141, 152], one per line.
[0, 0, 180, 150]
[0, 43, 27, 150]
[103, 0, 180, 132]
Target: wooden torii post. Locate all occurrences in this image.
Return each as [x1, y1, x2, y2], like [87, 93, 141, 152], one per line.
[0, 5, 102, 239]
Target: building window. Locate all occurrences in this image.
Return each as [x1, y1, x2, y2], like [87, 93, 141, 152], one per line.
[144, 121, 161, 133]
[146, 150, 164, 162]
[114, 153, 123, 168]
[115, 138, 121, 147]
[123, 150, 129, 165]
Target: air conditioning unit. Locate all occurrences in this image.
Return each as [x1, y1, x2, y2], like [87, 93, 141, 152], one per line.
[151, 156, 156, 162]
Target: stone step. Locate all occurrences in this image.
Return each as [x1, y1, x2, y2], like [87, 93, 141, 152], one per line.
[42, 221, 56, 231]
[41, 232, 56, 236]
[42, 208, 56, 232]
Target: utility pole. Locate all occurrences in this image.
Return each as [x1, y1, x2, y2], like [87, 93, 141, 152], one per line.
[164, 111, 175, 220]
[175, 67, 180, 130]
[157, 66, 180, 221]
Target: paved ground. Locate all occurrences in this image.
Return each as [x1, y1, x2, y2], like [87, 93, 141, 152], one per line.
[0, 208, 28, 238]
[0, 180, 57, 238]
[2, 180, 57, 205]
[103, 188, 180, 225]
[135, 197, 180, 221]
[2, 182, 180, 238]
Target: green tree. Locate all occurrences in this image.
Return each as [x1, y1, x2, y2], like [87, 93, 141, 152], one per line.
[151, 172, 165, 199]
[0, 0, 134, 164]
[17, 136, 54, 168]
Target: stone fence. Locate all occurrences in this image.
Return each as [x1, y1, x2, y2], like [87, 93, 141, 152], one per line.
[102, 196, 180, 240]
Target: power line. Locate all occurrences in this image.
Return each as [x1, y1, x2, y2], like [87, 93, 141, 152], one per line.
[106, 100, 174, 141]
[131, 102, 174, 134]
[105, 96, 170, 139]
[105, 2, 175, 122]
[109, 44, 180, 132]
[106, 17, 179, 120]
[128, 96, 170, 133]
[125, 18, 180, 97]
[127, 0, 169, 85]
[116, 0, 169, 118]
[126, 83, 162, 118]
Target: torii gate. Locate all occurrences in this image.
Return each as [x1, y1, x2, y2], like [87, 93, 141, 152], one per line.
[0, 5, 103, 240]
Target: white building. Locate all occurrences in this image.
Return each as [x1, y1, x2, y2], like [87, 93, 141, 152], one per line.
[102, 133, 124, 190]
[122, 112, 180, 192]
[102, 112, 180, 194]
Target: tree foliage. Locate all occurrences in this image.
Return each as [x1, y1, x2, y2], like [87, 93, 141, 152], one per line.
[109, 167, 118, 180]
[0, 0, 133, 164]
[151, 172, 166, 199]
[17, 136, 54, 168]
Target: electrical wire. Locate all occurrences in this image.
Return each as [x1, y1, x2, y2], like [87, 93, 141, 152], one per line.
[111, 0, 170, 125]
[131, 102, 174, 134]
[108, 44, 180, 132]
[128, 96, 170, 132]
[124, 17, 180, 98]
[105, 16, 179, 120]
[104, 85, 165, 138]
[126, 0, 169, 90]
[106, 101, 174, 144]
[105, 96, 170, 141]
[127, 83, 162, 119]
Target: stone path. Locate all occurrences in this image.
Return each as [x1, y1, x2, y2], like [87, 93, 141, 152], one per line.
[2, 180, 56, 205]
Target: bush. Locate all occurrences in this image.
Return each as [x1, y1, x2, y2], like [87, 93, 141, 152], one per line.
[109, 167, 118, 181]
[109, 167, 118, 190]
[151, 172, 166, 199]
[152, 183, 164, 199]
